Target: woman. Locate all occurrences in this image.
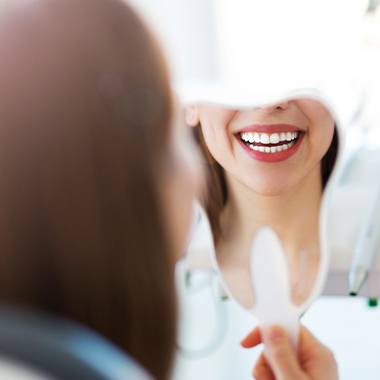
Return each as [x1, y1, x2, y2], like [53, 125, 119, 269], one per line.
[0, 0, 196, 378]
[0, 0, 337, 379]
[186, 99, 338, 306]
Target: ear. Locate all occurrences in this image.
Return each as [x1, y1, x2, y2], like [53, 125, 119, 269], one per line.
[184, 105, 200, 127]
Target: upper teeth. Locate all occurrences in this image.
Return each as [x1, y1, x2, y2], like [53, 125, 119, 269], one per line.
[240, 131, 299, 144]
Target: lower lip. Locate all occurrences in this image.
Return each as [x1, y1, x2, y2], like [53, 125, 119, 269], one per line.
[237, 134, 304, 163]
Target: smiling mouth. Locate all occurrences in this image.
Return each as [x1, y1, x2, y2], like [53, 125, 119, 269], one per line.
[237, 131, 302, 154]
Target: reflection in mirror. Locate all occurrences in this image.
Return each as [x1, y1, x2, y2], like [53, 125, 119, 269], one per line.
[187, 97, 339, 310]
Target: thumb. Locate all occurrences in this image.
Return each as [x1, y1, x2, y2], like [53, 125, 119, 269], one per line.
[262, 326, 305, 380]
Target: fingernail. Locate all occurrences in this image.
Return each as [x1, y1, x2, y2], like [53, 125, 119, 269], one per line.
[267, 326, 284, 342]
[240, 336, 249, 348]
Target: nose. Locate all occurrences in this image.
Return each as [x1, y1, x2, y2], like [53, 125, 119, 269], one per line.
[258, 101, 290, 113]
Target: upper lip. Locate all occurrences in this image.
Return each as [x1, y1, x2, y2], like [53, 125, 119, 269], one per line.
[236, 123, 304, 134]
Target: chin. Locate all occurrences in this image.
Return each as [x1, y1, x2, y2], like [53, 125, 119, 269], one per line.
[245, 179, 295, 197]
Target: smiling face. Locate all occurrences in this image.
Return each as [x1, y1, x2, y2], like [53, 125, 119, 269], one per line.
[189, 99, 335, 195]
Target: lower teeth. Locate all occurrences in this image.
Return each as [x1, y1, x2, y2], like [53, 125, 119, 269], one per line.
[249, 141, 295, 153]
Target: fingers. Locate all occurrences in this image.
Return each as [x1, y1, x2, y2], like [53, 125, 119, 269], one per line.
[241, 327, 262, 348]
[241, 328, 272, 379]
[243, 325, 338, 380]
[299, 325, 330, 357]
[261, 326, 305, 380]
[298, 326, 338, 376]
[253, 353, 275, 380]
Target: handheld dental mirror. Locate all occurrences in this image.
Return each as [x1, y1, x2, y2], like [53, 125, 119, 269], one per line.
[189, 92, 342, 349]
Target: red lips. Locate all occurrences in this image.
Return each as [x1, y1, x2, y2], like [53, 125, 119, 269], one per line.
[236, 124, 304, 163]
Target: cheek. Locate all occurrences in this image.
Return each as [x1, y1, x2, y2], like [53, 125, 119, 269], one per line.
[296, 100, 335, 160]
[200, 121, 221, 148]
[199, 121, 234, 169]
[198, 109, 236, 160]
[309, 118, 335, 161]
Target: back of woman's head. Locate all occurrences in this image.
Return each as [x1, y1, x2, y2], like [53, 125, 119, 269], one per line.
[0, 1, 175, 378]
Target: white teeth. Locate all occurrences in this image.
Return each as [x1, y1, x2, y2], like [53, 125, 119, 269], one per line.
[260, 134, 270, 144]
[241, 131, 299, 144]
[242, 132, 257, 143]
[241, 130, 300, 155]
[269, 133, 280, 144]
[248, 142, 295, 154]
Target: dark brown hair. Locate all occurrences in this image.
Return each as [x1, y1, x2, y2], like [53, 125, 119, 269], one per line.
[194, 124, 339, 242]
[0, 1, 176, 379]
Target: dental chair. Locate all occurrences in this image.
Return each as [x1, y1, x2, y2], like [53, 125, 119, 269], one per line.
[0, 307, 151, 380]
